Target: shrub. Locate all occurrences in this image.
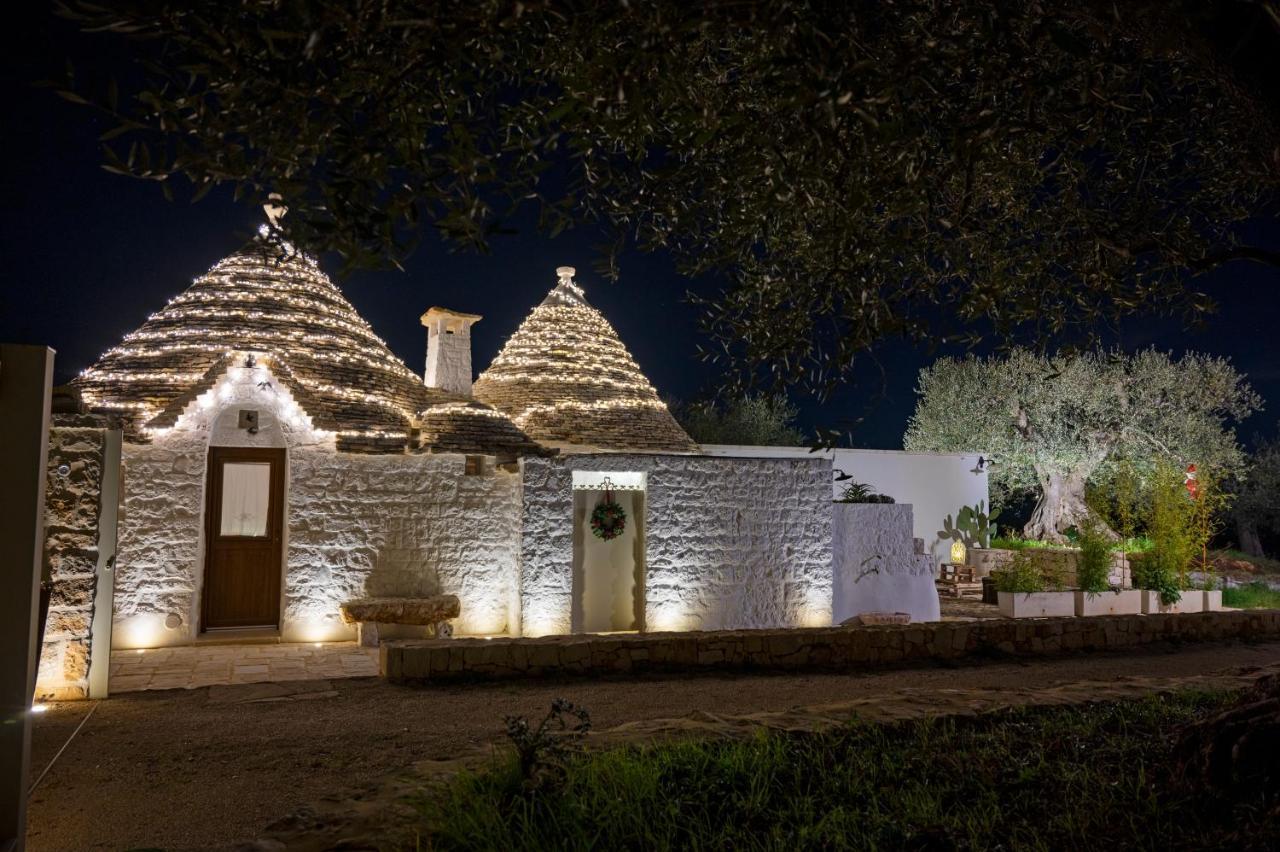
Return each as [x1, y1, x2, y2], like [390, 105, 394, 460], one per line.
[1076, 520, 1113, 593]
[1145, 461, 1195, 602]
[990, 534, 1054, 551]
[504, 699, 592, 792]
[835, 481, 895, 504]
[993, 551, 1043, 594]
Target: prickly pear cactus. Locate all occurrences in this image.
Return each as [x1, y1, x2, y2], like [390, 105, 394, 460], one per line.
[938, 501, 999, 548]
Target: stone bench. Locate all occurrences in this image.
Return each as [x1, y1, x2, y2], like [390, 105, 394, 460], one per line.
[339, 595, 460, 647]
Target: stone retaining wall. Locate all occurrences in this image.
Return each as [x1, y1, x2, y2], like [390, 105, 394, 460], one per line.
[38, 423, 109, 700]
[382, 609, 1280, 683]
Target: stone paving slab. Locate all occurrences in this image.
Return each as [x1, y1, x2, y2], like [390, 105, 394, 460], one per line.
[108, 642, 378, 693]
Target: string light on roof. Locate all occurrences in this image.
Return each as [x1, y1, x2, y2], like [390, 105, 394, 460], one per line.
[472, 266, 698, 453]
[72, 224, 428, 447]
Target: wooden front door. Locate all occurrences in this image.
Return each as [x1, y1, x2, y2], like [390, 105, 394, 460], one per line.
[202, 447, 285, 631]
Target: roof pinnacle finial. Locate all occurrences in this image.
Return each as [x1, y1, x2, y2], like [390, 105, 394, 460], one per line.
[264, 192, 288, 228]
[556, 266, 576, 284]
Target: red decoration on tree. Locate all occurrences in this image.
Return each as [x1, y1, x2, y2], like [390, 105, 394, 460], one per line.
[1185, 463, 1199, 500]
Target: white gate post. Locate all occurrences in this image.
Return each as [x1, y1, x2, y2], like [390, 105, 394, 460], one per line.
[0, 344, 54, 852]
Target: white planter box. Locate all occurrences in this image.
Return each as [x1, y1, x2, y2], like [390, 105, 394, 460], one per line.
[1074, 589, 1143, 617]
[1139, 590, 1204, 614]
[1203, 590, 1223, 612]
[998, 591, 1075, 618]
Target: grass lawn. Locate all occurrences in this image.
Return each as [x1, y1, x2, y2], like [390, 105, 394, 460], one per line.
[407, 691, 1277, 851]
[1224, 581, 1280, 610]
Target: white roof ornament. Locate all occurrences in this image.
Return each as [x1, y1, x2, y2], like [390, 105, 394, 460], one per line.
[543, 265, 587, 308]
[264, 193, 288, 228]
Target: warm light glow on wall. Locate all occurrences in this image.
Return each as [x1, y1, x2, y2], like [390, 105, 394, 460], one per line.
[646, 606, 695, 633]
[521, 606, 571, 638]
[290, 615, 349, 644]
[116, 613, 171, 649]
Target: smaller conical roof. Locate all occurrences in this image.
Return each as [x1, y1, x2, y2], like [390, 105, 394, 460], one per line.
[473, 267, 698, 453]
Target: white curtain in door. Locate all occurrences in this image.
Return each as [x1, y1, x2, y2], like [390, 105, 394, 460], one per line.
[219, 462, 271, 537]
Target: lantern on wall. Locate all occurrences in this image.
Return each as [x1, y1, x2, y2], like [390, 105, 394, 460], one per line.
[950, 540, 967, 565]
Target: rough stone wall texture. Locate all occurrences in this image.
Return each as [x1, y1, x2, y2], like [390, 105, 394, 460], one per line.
[968, 547, 1131, 588]
[521, 454, 832, 635]
[424, 321, 474, 396]
[113, 361, 523, 646]
[286, 450, 521, 640]
[37, 426, 107, 699]
[832, 503, 940, 624]
[383, 609, 1280, 683]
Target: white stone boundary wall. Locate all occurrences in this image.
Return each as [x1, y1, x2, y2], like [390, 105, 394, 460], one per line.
[520, 453, 833, 636]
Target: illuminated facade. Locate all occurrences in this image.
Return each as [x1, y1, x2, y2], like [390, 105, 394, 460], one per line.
[69, 232, 837, 651]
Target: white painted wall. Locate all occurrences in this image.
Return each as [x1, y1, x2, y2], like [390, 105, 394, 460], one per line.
[112, 359, 522, 648]
[521, 453, 833, 636]
[701, 445, 989, 563]
[832, 503, 940, 623]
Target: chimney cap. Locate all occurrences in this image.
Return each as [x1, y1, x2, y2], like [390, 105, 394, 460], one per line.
[420, 306, 483, 326]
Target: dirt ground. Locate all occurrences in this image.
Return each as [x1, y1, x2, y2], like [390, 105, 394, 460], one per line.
[26, 639, 1280, 851]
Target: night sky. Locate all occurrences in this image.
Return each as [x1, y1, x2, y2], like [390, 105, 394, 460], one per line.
[3, 10, 1279, 449]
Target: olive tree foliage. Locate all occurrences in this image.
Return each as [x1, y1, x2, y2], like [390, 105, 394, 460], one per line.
[1235, 433, 1280, 556]
[903, 349, 1260, 543]
[669, 395, 807, 447]
[55, 1, 1280, 400]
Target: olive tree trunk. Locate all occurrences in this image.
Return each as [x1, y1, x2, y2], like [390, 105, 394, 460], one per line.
[1023, 466, 1115, 543]
[1237, 517, 1266, 558]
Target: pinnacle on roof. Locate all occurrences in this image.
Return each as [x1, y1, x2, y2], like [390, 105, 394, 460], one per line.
[472, 267, 699, 453]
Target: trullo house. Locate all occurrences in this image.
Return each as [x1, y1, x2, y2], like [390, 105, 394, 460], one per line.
[68, 229, 835, 651]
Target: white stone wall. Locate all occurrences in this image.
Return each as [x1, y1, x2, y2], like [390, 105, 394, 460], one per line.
[113, 359, 522, 647]
[700, 445, 991, 562]
[832, 503, 940, 624]
[521, 454, 832, 636]
[285, 450, 521, 640]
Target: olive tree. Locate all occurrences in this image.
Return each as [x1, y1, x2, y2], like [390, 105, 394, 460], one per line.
[904, 349, 1260, 543]
[53, 1, 1280, 398]
[1235, 434, 1280, 557]
[670, 395, 806, 446]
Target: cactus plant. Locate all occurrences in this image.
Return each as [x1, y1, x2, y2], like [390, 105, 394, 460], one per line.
[937, 501, 999, 548]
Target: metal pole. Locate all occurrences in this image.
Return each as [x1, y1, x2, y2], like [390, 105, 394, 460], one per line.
[87, 429, 122, 699]
[0, 344, 54, 852]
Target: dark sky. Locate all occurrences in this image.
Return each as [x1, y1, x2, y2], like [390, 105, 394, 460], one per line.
[3, 9, 1278, 449]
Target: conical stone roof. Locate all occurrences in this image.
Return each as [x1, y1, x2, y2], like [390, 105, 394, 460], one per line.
[74, 229, 542, 456]
[472, 268, 699, 453]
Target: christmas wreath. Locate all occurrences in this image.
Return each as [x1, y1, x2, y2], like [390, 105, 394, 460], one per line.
[590, 498, 627, 541]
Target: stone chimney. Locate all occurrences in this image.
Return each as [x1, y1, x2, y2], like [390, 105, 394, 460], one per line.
[420, 307, 482, 395]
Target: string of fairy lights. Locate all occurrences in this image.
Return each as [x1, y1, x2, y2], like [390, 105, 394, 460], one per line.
[76, 239, 688, 451]
[473, 274, 689, 443]
[76, 229, 426, 443]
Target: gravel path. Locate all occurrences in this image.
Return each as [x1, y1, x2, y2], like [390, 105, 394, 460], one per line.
[26, 639, 1280, 851]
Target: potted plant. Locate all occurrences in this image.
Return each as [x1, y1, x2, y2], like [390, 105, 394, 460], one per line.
[1074, 521, 1143, 616]
[996, 551, 1074, 618]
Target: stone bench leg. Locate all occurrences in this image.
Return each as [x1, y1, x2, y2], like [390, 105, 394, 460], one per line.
[357, 621, 380, 648]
